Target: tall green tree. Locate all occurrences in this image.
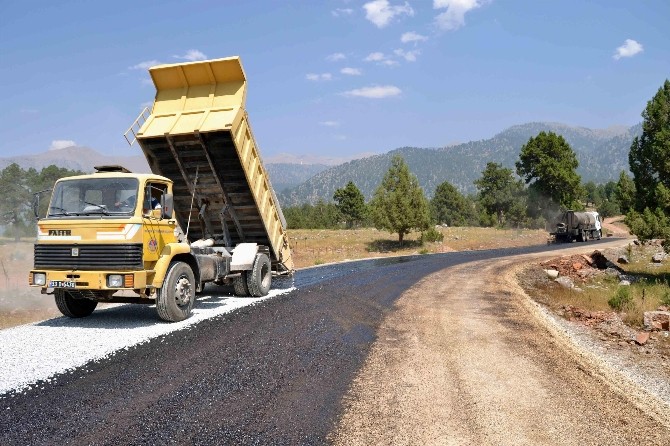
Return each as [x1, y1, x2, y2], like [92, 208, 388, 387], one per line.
[614, 171, 636, 215]
[430, 181, 476, 227]
[474, 162, 527, 226]
[333, 181, 367, 229]
[626, 80, 670, 247]
[583, 181, 604, 207]
[369, 155, 430, 244]
[0, 164, 88, 239]
[516, 131, 583, 217]
[0, 163, 33, 241]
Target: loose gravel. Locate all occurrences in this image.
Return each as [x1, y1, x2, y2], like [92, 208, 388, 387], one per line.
[0, 285, 295, 395]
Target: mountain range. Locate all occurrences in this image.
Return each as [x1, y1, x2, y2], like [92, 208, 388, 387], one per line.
[278, 122, 641, 206]
[0, 146, 329, 194]
[1, 121, 640, 207]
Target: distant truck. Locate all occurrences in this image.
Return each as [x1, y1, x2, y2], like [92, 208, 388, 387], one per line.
[29, 57, 293, 322]
[550, 210, 602, 243]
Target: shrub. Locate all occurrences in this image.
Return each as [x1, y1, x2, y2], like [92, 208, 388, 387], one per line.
[661, 290, 670, 307]
[608, 286, 633, 311]
[421, 227, 444, 243]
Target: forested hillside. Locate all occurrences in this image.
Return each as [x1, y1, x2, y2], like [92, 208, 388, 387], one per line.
[279, 122, 640, 206]
[265, 163, 329, 192]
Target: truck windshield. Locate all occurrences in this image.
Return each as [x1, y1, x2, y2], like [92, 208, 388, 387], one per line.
[48, 177, 140, 217]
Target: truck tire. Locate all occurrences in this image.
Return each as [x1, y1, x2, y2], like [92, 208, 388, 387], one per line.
[233, 273, 249, 297]
[246, 253, 272, 297]
[157, 261, 195, 322]
[54, 289, 97, 318]
[597, 230, 602, 240]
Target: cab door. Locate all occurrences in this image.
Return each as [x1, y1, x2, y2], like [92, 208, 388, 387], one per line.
[142, 181, 177, 263]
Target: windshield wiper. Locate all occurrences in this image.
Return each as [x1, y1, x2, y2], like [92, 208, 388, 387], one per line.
[49, 205, 71, 216]
[82, 201, 110, 215]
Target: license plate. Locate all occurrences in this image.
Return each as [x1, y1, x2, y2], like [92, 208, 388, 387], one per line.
[49, 280, 76, 288]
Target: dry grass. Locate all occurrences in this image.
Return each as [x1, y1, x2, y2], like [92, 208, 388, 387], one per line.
[288, 226, 548, 268]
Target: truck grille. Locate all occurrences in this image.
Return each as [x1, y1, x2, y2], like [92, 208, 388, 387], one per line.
[34, 244, 143, 270]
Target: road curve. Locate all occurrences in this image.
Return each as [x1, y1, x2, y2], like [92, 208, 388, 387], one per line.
[1, 239, 665, 445]
[331, 242, 670, 445]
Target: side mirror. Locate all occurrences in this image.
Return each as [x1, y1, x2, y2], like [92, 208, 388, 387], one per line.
[32, 195, 39, 220]
[161, 193, 173, 219]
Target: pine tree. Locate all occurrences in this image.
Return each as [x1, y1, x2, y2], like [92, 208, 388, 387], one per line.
[516, 131, 582, 217]
[333, 181, 367, 229]
[370, 155, 430, 244]
[474, 162, 527, 226]
[626, 80, 670, 248]
[430, 180, 475, 227]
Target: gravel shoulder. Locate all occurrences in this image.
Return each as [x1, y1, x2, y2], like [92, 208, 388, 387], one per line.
[331, 241, 670, 445]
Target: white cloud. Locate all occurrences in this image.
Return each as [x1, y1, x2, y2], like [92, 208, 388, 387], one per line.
[50, 140, 76, 151]
[365, 52, 386, 62]
[173, 49, 207, 61]
[320, 121, 340, 127]
[365, 52, 399, 66]
[342, 85, 402, 98]
[363, 0, 414, 28]
[613, 39, 643, 60]
[129, 60, 162, 70]
[341, 67, 362, 75]
[327, 52, 347, 62]
[306, 73, 333, 81]
[434, 0, 483, 31]
[394, 48, 420, 62]
[332, 8, 354, 17]
[401, 31, 428, 43]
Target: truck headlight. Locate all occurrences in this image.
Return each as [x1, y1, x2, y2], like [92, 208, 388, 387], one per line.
[107, 274, 123, 288]
[33, 272, 46, 286]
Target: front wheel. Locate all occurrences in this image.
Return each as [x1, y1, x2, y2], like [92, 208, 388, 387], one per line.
[246, 253, 272, 297]
[157, 261, 195, 322]
[54, 289, 97, 318]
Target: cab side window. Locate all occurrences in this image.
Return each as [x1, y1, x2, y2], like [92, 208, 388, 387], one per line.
[144, 183, 167, 214]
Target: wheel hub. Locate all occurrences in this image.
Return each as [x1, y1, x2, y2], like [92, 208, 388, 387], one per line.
[174, 277, 192, 305]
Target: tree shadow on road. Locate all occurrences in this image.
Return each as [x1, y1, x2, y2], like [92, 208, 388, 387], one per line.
[366, 239, 423, 253]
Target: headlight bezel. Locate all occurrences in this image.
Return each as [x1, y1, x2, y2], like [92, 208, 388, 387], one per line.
[107, 274, 124, 288]
[33, 272, 47, 286]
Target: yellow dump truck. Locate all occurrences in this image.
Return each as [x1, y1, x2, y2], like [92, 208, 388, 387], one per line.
[29, 56, 293, 322]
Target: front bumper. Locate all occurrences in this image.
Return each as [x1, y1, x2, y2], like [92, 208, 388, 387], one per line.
[29, 269, 150, 291]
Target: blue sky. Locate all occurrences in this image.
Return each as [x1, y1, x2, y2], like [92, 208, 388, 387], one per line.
[1, 0, 668, 163]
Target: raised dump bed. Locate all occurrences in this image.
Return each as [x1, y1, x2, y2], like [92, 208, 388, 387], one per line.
[132, 57, 293, 272]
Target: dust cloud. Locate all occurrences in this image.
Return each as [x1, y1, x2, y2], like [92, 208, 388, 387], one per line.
[0, 242, 58, 328]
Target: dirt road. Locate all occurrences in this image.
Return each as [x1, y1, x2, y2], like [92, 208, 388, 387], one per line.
[332, 242, 669, 445]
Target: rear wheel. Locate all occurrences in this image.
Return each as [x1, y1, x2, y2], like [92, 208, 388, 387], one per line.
[246, 253, 272, 297]
[233, 272, 249, 296]
[54, 289, 97, 318]
[157, 261, 195, 322]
